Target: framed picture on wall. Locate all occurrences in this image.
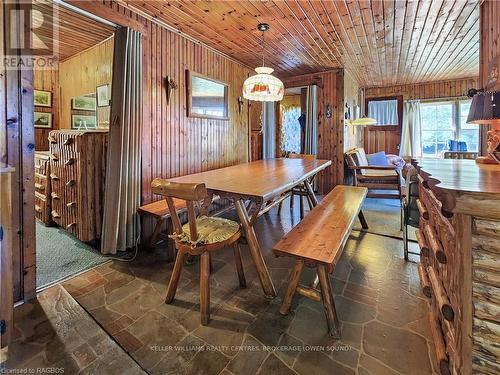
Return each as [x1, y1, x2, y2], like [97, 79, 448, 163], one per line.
[72, 94, 97, 111]
[34, 112, 52, 128]
[34, 90, 52, 107]
[186, 70, 229, 120]
[72, 114, 97, 130]
[97, 84, 110, 107]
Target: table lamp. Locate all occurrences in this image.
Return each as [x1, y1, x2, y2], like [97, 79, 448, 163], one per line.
[467, 90, 500, 164]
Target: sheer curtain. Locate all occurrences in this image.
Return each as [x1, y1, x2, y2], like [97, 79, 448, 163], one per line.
[101, 27, 142, 254]
[262, 102, 276, 159]
[400, 100, 422, 158]
[304, 85, 318, 154]
[368, 99, 398, 125]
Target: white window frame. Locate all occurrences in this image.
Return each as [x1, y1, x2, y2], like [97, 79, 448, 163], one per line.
[419, 98, 478, 158]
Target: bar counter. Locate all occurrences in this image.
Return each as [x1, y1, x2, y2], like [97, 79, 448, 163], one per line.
[413, 159, 500, 375]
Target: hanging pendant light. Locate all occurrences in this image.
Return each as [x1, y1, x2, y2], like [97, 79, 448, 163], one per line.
[243, 23, 284, 102]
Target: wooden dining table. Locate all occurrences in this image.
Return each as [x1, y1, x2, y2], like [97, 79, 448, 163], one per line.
[168, 158, 332, 298]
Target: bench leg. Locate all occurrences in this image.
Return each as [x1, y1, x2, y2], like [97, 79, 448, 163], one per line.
[299, 195, 305, 219]
[165, 250, 185, 304]
[233, 242, 246, 288]
[317, 265, 341, 338]
[200, 252, 211, 325]
[149, 217, 166, 248]
[358, 211, 369, 230]
[280, 259, 304, 315]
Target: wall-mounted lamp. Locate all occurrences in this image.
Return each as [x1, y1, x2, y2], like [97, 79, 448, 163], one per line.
[165, 76, 178, 105]
[238, 96, 244, 114]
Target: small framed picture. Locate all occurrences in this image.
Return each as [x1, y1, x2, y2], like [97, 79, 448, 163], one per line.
[96, 84, 110, 107]
[34, 112, 52, 128]
[72, 114, 97, 130]
[34, 90, 52, 107]
[72, 94, 97, 111]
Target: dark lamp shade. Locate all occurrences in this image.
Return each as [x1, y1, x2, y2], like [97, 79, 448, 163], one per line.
[467, 91, 500, 125]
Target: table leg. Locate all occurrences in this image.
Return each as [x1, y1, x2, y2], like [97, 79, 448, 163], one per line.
[235, 199, 277, 298]
[304, 179, 318, 207]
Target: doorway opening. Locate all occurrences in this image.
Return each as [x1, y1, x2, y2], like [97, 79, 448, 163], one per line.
[278, 86, 318, 157]
[32, 0, 116, 290]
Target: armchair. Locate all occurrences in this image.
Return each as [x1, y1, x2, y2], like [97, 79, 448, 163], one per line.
[344, 148, 403, 201]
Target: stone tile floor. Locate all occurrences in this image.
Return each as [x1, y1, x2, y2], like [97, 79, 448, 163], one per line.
[3, 198, 434, 374]
[2, 284, 145, 374]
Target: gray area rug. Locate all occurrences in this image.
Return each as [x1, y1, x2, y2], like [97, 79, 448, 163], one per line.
[36, 222, 110, 289]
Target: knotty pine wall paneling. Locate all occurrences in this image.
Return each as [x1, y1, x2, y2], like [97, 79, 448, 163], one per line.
[479, 1, 500, 91]
[344, 71, 362, 150]
[365, 77, 479, 100]
[479, 0, 500, 155]
[33, 67, 59, 150]
[68, 1, 252, 204]
[59, 37, 114, 129]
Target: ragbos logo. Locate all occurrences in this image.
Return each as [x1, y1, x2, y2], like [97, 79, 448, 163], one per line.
[3, 0, 58, 70]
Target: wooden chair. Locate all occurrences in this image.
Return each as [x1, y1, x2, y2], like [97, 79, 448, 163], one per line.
[151, 178, 246, 325]
[278, 153, 317, 219]
[443, 151, 478, 160]
[345, 148, 403, 200]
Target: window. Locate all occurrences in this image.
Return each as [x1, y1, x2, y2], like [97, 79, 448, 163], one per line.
[420, 99, 479, 158]
[368, 99, 399, 125]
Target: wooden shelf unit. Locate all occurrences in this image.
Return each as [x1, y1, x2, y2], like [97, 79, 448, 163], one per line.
[48, 130, 108, 242]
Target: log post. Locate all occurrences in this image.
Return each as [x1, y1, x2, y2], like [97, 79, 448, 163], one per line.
[429, 312, 451, 375]
[427, 266, 454, 321]
[416, 229, 430, 257]
[424, 224, 447, 264]
[417, 262, 432, 298]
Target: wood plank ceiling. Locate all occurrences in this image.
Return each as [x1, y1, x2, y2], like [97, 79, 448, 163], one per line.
[34, 1, 115, 61]
[117, 0, 480, 87]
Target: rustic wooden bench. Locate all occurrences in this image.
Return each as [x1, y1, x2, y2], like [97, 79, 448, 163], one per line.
[137, 199, 187, 256]
[273, 185, 368, 337]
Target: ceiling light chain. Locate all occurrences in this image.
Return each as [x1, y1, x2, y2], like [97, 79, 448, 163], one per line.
[242, 23, 284, 102]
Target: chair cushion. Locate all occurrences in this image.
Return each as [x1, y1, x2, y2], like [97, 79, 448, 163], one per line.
[171, 216, 240, 248]
[367, 151, 389, 166]
[362, 169, 398, 178]
[355, 148, 369, 166]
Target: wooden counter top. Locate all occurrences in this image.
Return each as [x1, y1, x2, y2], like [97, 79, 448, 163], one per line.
[414, 159, 500, 374]
[414, 159, 500, 195]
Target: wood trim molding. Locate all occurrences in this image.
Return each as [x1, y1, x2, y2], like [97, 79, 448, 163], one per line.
[66, 0, 148, 34]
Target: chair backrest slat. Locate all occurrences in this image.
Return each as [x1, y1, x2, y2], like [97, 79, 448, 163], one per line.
[151, 179, 207, 201]
[151, 178, 208, 238]
[186, 201, 198, 241]
[165, 196, 183, 234]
